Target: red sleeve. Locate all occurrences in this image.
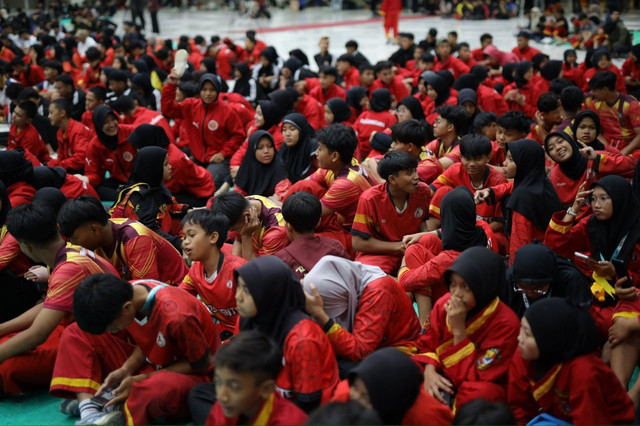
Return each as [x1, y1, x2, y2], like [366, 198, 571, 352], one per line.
[258, 226, 290, 256]
[44, 263, 86, 312]
[177, 268, 199, 296]
[398, 251, 455, 294]
[161, 83, 186, 120]
[59, 125, 90, 171]
[84, 139, 106, 188]
[543, 212, 590, 259]
[351, 193, 376, 239]
[508, 352, 541, 425]
[508, 211, 537, 263]
[168, 314, 213, 365]
[321, 178, 359, 214]
[490, 181, 513, 201]
[627, 99, 640, 129]
[220, 107, 246, 158]
[413, 298, 447, 367]
[230, 138, 249, 167]
[123, 235, 160, 281]
[0, 231, 23, 272]
[597, 152, 637, 178]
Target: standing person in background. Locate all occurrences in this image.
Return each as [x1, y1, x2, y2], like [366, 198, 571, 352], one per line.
[148, 0, 160, 34]
[380, 0, 402, 45]
[131, 0, 146, 30]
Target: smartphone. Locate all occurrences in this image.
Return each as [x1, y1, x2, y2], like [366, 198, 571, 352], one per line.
[439, 390, 453, 408]
[90, 388, 115, 409]
[612, 259, 632, 287]
[574, 252, 593, 261]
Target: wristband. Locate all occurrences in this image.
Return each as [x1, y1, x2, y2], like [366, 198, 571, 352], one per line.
[566, 206, 578, 216]
[322, 318, 335, 333]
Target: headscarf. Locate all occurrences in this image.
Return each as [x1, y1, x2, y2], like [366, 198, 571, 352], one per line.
[234, 130, 288, 196]
[32, 187, 68, 214]
[540, 60, 563, 81]
[92, 105, 119, 150]
[304, 256, 386, 332]
[563, 49, 577, 66]
[571, 110, 604, 150]
[544, 131, 587, 180]
[532, 53, 549, 71]
[506, 140, 562, 233]
[483, 44, 520, 66]
[441, 186, 488, 252]
[259, 46, 278, 66]
[457, 88, 477, 107]
[233, 62, 252, 98]
[346, 86, 369, 114]
[515, 60, 533, 88]
[128, 146, 168, 188]
[445, 246, 505, 318]
[198, 73, 222, 102]
[131, 73, 156, 110]
[32, 166, 67, 189]
[471, 65, 489, 84]
[0, 151, 33, 188]
[283, 56, 302, 74]
[326, 98, 352, 123]
[524, 298, 599, 379]
[348, 348, 422, 425]
[132, 59, 149, 75]
[257, 100, 284, 130]
[588, 176, 640, 264]
[127, 124, 170, 149]
[631, 44, 640, 62]
[369, 89, 391, 112]
[453, 73, 479, 92]
[201, 57, 217, 74]
[0, 181, 10, 225]
[502, 62, 517, 83]
[268, 89, 295, 115]
[236, 256, 307, 346]
[424, 73, 450, 107]
[398, 96, 426, 121]
[592, 48, 611, 68]
[279, 112, 317, 183]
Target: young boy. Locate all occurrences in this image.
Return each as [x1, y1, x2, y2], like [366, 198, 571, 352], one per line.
[179, 210, 246, 339]
[57, 195, 189, 285]
[370, 60, 409, 107]
[426, 105, 468, 170]
[433, 39, 470, 80]
[512, 31, 542, 62]
[352, 150, 431, 274]
[50, 274, 220, 425]
[309, 66, 346, 105]
[336, 54, 360, 90]
[8, 100, 50, 163]
[47, 98, 91, 173]
[0, 203, 117, 395]
[206, 331, 308, 425]
[210, 192, 289, 261]
[274, 191, 350, 279]
[492, 110, 530, 166]
[82, 85, 106, 132]
[473, 112, 498, 141]
[526, 92, 563, 145]
[359, 64, 375, 91]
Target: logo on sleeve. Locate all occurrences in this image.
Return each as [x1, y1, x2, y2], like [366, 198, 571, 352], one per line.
[156, 332, 166, 347]
[476, 348, 501, 370]
[207, 120, 219, 131]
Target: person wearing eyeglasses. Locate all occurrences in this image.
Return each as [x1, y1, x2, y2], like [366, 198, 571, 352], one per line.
[501, 243, 592, 318]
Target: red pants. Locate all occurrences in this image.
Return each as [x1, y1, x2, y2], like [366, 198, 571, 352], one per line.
[383, 12, 399, 38]
[51, 323, 210, 425]
[355, 252, 402, 275]
[400, 233, 448, 301]
[455, 381, 506, 409]
[0, 323, 65, 394]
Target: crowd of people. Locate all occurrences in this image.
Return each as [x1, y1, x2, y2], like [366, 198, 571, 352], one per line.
[1, 4, 640, 426]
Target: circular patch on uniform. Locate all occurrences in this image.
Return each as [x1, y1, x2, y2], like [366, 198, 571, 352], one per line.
[207, 120, 219, 131]
[123, 151, 134, 162]
[414, 207, 424, 218]
[226, 280, 233, 289]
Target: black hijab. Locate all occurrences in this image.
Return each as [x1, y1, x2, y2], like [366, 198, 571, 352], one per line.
[236, 256, 308, 346]
[571, 110, 604, 150]
[506, 140, 562, 233]
[129, 146, 168, 188]
[326, 98, 352, 124]
[369, 89, 391, 112]
[0, 151, 33, 188]
[502, 62, 517, 83]
[441, 186, 488, 252]
[515, 61, 533, 89]
[201, 57, 217, 74]
[532, 53, 549, 71]
[131, 73, 156, 110]
[525, 298, 599, 379]
[268, 89, 296, 115]
[127, 124, 170, 149]
[544, 131, 587, 180]
[346, 86, 369, 114]
[32, 187, 68, 214]
[398, 96, 426, 122]
[445, 246, 505, 318]
[348, 348, 422, 425]
[257, 100, 283, 130]
[235, 130, 288, 196]
[92, 105, 119, 150]
[424, 73, 450, 107]
[471, 65, 489, 83]
[233, 62, 252, 97]
[198, 73, 222, 103]
[453, 73, 479, 92]
[0, 181, 10, 226]
[588, 176, 640, 264]
[32, 166, 67, 189]
[540, 60, 563, 82]
[279, 113, 317, 183]
[563, 49, 577, 66]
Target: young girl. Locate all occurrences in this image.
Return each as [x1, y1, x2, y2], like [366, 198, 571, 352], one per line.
[503, 61, 543, 118]
[423, 73, 457, 123]
[571, 109, 620, 154]
[279, 113, 318, 184]
[561, 49, 584, 87]
[324, 98, 352, 125]
[234, 131, 290, 198]
[509, 298, 634, 425]
[235, 256, 339, 412]
[345, 87, 369, 125]
[416, 246, 520, 410]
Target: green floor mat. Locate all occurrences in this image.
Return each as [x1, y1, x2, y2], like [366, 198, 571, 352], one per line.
[0, 390, 75, 425]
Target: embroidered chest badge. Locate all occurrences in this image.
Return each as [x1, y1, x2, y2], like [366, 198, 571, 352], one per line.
[415, 207, 424, 218]
[476, 348, 501, 370]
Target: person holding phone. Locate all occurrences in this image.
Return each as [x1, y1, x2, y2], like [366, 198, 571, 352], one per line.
[544, 175, 640, 403]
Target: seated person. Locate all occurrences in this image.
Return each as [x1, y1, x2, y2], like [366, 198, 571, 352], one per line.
[179, 210, 246, 339]
[426, 105, 468, 170]
[8, 100, 51, 164]
[58, 195, 189, 285]
[31, 166, 100, 200]
[0, 150, 37, 207]
[352, 151, 431, 274]
[205, 331, 308, 425]
[304, 256, 421, 364]
[47, 98, 90, 174]
[274, 191, 350, 279]
[210, 192, 289, 261]
[492, 111, 530, 167]
[50, 274, 220, 425]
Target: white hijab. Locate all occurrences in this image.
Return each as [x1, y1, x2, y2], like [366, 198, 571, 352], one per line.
[304, 256, 387, 332]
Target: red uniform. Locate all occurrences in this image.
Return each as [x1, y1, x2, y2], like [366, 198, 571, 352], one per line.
[59, 173, 100, 200]
[6, 181, 36, 207]
[0, 243, 116, 395]
[511, 46, 542, 62]
[17, 64, 45, 87]
[353, 110, 397, 158]
[433, 56, 471, 80]
[582, 65, 626, 94]
[295, 94, 325, 130]
[48, 119, 91, 172]
[508, 351, 634, 425]
[165, 143, 215, 198]
[342, 66, 361, 90]
[216, 46, 237, 81]
[622, 58, 640, 81]
[584, 93, 640, 152]
[274, 235, 351, 279]
[562, 63, 585, 87]
[352, 182, 430, 273]
[236, 195, 290, 257]
[241, 40, 267, 67]
[477, 84, 509, 115]
[504, 81, 544, 119]
[417, 149, 444, 184]
[426, 138, 462, 165]
[206, 392, 308, 425]
[81, 109, 95, 133]
[414, 295, 520, 408]
[85, 125, 136, 188]
[161, 83, 246, 165]
[370, 76, 410, 105]
[124, 106, 176, 145]
[309, 83, 346, 106]
[0, 228, 31, 275]
[179, 253, 246, 335]
[77, 64, 102, 89]
[325, 276, 422, 360]
[8, 123, 50, 163]
[51, 281, 220, 426]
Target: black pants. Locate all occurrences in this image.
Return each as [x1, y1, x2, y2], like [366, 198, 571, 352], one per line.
[150, 10, 160, 33]
[0, 270, 43, 323]
[131, 2, 146, 27]
[96, 177, 123, 203]
[188, 382, 217, 425]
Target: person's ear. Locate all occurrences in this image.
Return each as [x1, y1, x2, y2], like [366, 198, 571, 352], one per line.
[388, 173, 397, 186]
[257, 379, 275, 400]
[90, 223, 102, 237]
[209, 231, 219, 247]
[329, 150, 340, 163]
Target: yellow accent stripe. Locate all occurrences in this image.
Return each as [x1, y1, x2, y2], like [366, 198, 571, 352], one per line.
[442, 341, 475, 368]
[50, 377, 101, 392]
[353, 213, 370, 226]
[125, 401, 134, 425]
[548, 219, 572, 234]
[437, 298, 499, 355]
[398, 266, 410, 280]
[394, 345, 418, 355]
[253, 392, 275, 425]
[613, 311, 640, 320]
[418, 352, 440, 363]
[326, 322, 342, 336]
[533, 364, 563, 402]
[429, 204, 441, 214]
[437, 175, 453, 187]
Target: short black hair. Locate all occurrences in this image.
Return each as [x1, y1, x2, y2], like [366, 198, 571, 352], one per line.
[215, 330, 282, 385]
[391, 119, 430, 147]
[50, 98, 71, 116]
[436, 105, 468, 136]
[73, 274, 133, 335]
[85, 46, 101, 62]
[319, 65, 338, 78]
[6, 203, 59, 245]
[589, 70, 617, 91]
[336, 54, 355, 65]
[453, 399, 516, 425]
[377, 150, 418, 181]
[55, 74, 75, 88]
[345, 40, 358, 49]
[44, 60, 63, 74]
[537, 92, 560, 113]
[496, 111, 531, 133]
[316, 124, 358, 164]
[5, 82, 24, 100]
[419, 52, 435, 63]
[560, 86, 584, 114]
[473, 111, 497, 133]
[374, 60, 393, 74]
[181, 210, 229, 248]
[460, 134, 492, 159]
[16, 100, 37, 119]
[548, 77, 573, 95]
[89, 85, 107, 101]
[178, 81, 199, 98]
[448, 30, 458, 38]
[458, 42, 470, 49]
[57, 195, 109, 238]
[281, 191, 321, 234]
[480, 33, 493, 43]
[359, 63, 374, 74]
[18, 87, 40, 102]
[307, 401, 383, 425]
[210, 192, 250, 228]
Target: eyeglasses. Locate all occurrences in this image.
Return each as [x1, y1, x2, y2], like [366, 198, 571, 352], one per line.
[513, 284, 549, 296]
[588, 196, 612, 206]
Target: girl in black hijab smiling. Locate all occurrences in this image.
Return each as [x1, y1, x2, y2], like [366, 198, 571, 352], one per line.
[416, 246, 520, 412]
[234, 130, 289, 198]
[235, 256, 339, 412]
[110, 146, 186, 250]
[509, 298, 633, 425]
